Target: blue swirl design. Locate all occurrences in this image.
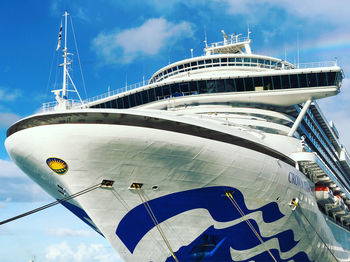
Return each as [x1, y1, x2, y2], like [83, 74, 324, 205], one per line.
[165, 219, 310, 261]
[116, 186, 284, 253]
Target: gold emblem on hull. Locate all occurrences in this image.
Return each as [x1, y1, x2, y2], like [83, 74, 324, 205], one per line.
[46, 157, 68, 175]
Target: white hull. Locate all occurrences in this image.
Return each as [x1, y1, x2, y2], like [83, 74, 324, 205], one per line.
[5, 110, 350, 261]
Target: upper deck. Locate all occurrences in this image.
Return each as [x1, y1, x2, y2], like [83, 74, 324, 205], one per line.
[42, 31, 344, 113]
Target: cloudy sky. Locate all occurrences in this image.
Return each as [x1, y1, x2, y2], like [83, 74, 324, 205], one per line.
[0, 0, 350, 261]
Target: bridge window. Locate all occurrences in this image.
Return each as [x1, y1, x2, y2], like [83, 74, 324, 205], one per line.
[206, 80, 216, 93]
[245, 78, 254, 91]
[236, 78, 244, 92]
[263, 76, 273, 90]
[299, 74, 308, 87]
[281, 75, 290, 89]
[225, 79, 235, 92]
[272, 75, 282, 89]
[254, 77, 263, 91]
[189, 81, 198, 94]
[217, 80, 225, 92]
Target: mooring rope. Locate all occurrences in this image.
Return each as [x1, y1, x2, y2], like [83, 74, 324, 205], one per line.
[291, 201, 339, 262]
[0, 183, 102, 226]
[134, 185, 179, 262]
[225, 192, 278, 262]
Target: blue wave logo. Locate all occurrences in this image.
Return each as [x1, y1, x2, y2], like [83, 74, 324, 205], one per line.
[165, 219, 310, 261]
[115, 186, 310, 261]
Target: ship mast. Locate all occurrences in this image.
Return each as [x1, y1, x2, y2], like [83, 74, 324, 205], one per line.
[62, 10, 69, 99]
[51, 10, 84, 110]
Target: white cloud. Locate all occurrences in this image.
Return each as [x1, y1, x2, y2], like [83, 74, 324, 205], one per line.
[0, 159, 25, 178]
[45, 241, 123, 262]
[0, 159, 52, 202]
[217, 0, 350, 25]
[47, 227, 95, 237]
[92, 17, 194, 64]
[0, 112, 20, 128]
[0, 87, 21, 102]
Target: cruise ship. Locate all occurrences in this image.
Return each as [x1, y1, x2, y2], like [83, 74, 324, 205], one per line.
[5, 12, 350, 261]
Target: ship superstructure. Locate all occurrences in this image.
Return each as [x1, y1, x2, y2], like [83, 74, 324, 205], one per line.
[5, 17, 350, 261]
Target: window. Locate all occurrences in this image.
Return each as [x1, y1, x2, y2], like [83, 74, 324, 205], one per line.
[281, 75, 290, 89]
[290, 74, 299, 88]
[213, 58, 219, 67]
[216, 80, 225, 92]
[155, 86, 163, 100]
[327, 72, 336, 85]
[198, 60, 205, 69]
[206, 80, 216, 93]
[180, 83, 189, 95]
[318, 72, 327, 86]
[147, 89, 156, 102]
[263, 76, 273, 90]
[299, 74, 308, 87]
[198, 81, 206, 93]
[236, 78, 244, 92]
[229, 58, 235, 63]
[117, 97, 124, 108]
[205, 59, 212, 68]
[253, 77, 263, 91]
[129, 94, 136, 107]
[171, 83, 181, 97]
[245, 78, 254, 91]
[122, 96, 129, 108]
[162, 85, 171, 98]
[308, 73, 318, 87]
[272, 75, 282, 89]
[251, 58, 257, 67]
[225, 79, 235, 92]
[135, 92, 142, 105]
[189, 81, 198, 94]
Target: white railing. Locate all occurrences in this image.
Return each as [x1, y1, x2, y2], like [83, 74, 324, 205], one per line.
[42, 99, 84, 112]
[85, 79, 149, 104]
[207, 36, 250, 49]
[297, 61, 337, 69]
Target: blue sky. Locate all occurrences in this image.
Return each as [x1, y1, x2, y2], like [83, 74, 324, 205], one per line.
[1, 0, 350, 261]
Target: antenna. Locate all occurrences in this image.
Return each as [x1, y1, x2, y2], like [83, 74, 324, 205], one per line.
[247, 24, 251, 40]
[221, 30, 228, 39]
[190, 48, 193, 58]
[204, 26, 208, 48]
[297, 32, 300, 68]
[284, 48, 287, 61]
